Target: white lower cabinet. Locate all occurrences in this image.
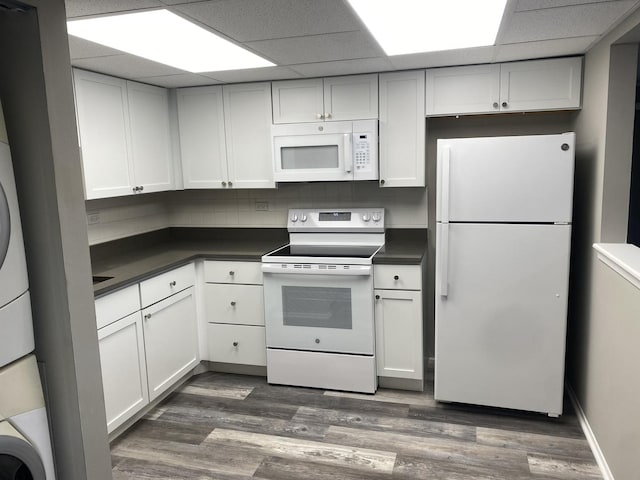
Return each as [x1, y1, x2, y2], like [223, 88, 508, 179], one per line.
[97, 311, 148, 433]
[373, 262, 424, 390]
[143, 287, 198, 401]
[204, 260, 266, 366]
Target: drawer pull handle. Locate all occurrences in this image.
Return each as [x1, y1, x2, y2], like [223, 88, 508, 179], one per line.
[233, 341, 239, 347]
[229, 271, 235, 276]
[169, 280, 177, 287]
[394, 275, 399, 280]
[144, 313, 152, 320]
[230, 301, 236, 306]
[375, 294, 380, 300]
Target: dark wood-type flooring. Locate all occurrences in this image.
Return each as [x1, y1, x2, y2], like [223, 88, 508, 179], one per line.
[111, 371, 602, 479]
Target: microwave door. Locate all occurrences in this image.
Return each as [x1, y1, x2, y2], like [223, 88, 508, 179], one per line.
[273, 133, 352, 182]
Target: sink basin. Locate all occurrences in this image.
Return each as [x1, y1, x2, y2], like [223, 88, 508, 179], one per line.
[92, 275, 114, 285]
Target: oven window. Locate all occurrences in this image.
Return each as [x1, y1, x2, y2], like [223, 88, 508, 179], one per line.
[282, 286, 352, 329]
[281, 145, 339, 169]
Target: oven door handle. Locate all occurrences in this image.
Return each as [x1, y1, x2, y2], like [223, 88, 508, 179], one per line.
[262, 264, 371, 276]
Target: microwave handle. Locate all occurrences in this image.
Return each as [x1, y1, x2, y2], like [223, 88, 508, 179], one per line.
[344, 133, 353, 175]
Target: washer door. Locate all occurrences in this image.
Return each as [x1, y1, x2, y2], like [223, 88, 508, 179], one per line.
[0, 426, 46, 480]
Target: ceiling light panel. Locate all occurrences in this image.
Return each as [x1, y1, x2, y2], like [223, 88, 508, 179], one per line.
[347, 0, 507, 55]
[67, 9, 275, 73]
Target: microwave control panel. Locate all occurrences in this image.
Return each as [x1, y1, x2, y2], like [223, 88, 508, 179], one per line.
[353, 133, 373, 173]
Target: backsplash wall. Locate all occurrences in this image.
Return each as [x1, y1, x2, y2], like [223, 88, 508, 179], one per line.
[86, 182, 427, 245]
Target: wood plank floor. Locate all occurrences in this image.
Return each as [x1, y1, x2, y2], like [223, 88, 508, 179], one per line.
[110, 371, 602, 479]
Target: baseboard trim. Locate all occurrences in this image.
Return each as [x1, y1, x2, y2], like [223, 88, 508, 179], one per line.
[566, 384, 614, 480]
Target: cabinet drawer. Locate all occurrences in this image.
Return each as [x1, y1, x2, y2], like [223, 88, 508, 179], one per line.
[140, 263, 195, 308]
[207, 324, 266, 366]
[204, 260, 262, 285]
[204, 284, 264, 326]
[95, 284, 140, 330]
[374, 264, 421, 290]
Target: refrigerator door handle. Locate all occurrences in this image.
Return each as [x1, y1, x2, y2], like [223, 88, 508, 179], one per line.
[441, 146, 451, 222]
[439, 223, 449, 297]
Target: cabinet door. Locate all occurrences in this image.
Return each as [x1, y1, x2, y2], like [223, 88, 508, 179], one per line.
[223, 82, 275, 189]
[425, 64, 500, 116]
[375, 289, 423, 380]
[323, 74, 378, 121]
[272, 78, 324, 123]
[142, 287, 198, 401]
[204, 284, 264, 326]
[73, 69, 134, 199]
[499, 57, 582, 112]
[127, 81, 174, 193]
[379, 70, 426, 187]
[98, 311, 148, 433]
[176, 86, 228, 189]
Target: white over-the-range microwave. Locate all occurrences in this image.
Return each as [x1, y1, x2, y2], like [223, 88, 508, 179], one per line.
[271, 119, 378, 182]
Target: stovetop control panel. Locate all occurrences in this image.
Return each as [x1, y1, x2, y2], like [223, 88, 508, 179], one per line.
[287, 208, 385, 232]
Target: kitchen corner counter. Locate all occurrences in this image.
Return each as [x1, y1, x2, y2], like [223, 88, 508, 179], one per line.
[91, 228, 427, 296]
[373, 229, 427, 265]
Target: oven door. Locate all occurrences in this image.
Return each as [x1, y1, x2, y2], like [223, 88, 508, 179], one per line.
[262, 265, 374, 355]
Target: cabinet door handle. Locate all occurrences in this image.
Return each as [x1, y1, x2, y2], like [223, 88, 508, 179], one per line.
[493, 102, 499, 109]
[230, 301, 236, 306]
[380, 179, 385, 186]
[325, 112, 332, 119]
[501, 101, 508, 108]
[139, 185, 144, 191]
[316, 113, 323, 120]
[144, 313, 152, 320]
[222, 181, 227, 187]
[228, 181, 233, 187]
[375, 294, 380, 300]
[394, 275, 399, 280]
[229, 271, 235, 276]
[232, 341, 239, 347]
[169, 280, 177, 287]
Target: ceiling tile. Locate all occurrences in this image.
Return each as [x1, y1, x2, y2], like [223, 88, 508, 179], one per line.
[289, 58, 394, 77]
[200, 66, 302, 83]
[495, 36, 598, 62]
[388, 46, 495, 70]
[65, 0, 163, 18]
[68, 36, 124, 60]
[134, 73, 219, 88]
[502, 1, 638, 43]
[515, 0, 617, 12]
[172, 0, 362, 42]
[245, 31, 383, 65]
[73, 55, 186, 79]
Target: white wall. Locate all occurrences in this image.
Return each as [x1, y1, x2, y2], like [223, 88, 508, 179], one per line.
[86, 181, 428, 245]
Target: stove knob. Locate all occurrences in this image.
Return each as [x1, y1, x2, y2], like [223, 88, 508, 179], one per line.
[291, 214, 299, 223]
[372, 212, 381, 222]
[362, 213, 371, 222]
[301, 214, 308, 222]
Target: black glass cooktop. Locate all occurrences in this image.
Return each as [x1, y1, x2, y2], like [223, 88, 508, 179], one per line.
[265, 244, 380, 259]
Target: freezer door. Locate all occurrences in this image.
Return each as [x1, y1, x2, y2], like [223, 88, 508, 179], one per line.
[437, 133, 575, 223]
[434, 223, 570, 415]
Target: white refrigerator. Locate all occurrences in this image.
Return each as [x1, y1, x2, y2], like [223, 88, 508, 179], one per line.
[434, 133, 575, 417]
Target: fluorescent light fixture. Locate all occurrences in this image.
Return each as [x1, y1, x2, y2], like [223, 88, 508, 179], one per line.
[67, 9, 275, 73]
[347, 0, 507, 56]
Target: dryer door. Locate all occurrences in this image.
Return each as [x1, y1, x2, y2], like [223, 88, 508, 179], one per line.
[0, 422, 46, 480]
[0, 143, 28, 309]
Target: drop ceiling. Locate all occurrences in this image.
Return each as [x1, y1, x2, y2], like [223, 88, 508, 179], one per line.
[65, 0, 640, 88]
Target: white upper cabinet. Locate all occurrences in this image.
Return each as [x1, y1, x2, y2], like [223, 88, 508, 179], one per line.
[378, 70, 425, 188]
[176, 86, 228, 189]
[74, 69, 134, 199]
[73, 69, 174, 199]
[272, 74, 378, 123]
[176, 82, 274, 189]
[127, 81, 174, 194]
[223, 82, 275, 189]
[499, 57, 582, 112]
[425, 57, 583, 116]
[425, 64, 501, 116]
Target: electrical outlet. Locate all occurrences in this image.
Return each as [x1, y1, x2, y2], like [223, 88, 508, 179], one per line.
[255, 201, 269, 211]
[87, 211, 101, 225]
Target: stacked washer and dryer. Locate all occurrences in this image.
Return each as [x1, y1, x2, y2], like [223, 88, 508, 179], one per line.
[0, 109, 56, 478]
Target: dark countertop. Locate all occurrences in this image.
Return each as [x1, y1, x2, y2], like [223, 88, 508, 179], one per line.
[91, 228, 426, 297]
